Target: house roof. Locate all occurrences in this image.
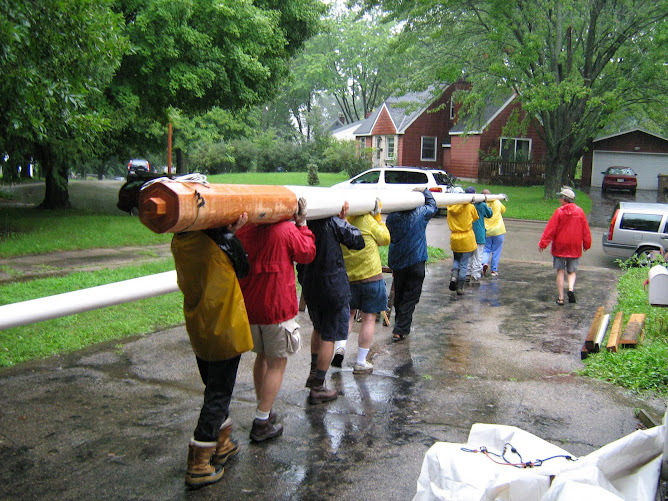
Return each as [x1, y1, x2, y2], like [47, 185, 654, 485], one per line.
[354, 87, 442, 136]
[449, 93, 516, 135]
[593, 128, 668, 143]
[331, 119, 364, 141]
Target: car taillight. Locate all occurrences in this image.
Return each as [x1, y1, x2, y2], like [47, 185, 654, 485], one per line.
[607, 209, 619, 241]
[429, 187, 442, 192]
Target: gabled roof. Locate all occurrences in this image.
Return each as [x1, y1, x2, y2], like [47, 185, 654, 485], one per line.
[354, 87, 443, 136]
[594, 128, 668, 143]
[331, 119, 364, 141]
[449, 93, 516, 135]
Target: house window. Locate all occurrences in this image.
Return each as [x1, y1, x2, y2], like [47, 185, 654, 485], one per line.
[449, 100, 455, 120]
[421, 136, 437, 161]
[386, 136, 395, 161]
[500, 137, 532, 161]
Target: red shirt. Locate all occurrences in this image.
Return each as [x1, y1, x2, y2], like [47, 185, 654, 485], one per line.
[237, 222, 315, 324]
[539, 203, 592, 258]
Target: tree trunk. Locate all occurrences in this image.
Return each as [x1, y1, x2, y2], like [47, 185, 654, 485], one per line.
[544, 163, 564, 199]
[37, 144, 71, 209]
[176, 148, 184, 174]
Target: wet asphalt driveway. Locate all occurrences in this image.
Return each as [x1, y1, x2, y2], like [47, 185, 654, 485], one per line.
[1, 216, 665, 500]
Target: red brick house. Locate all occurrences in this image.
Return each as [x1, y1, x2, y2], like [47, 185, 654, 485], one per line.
[582, 129, 668, 191]
[353, 84, 547, 181]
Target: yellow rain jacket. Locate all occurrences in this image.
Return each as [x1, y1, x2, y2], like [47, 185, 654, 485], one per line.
[447, 203, 479, 253]
[484, 200, 506, 236]
[171, 231, 252, 361]
[342, 214, 390, 282]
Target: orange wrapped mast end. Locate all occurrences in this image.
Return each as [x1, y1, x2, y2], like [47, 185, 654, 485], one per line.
[138, 182, 299, 234]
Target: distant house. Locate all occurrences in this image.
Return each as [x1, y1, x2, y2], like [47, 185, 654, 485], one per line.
[582, 129, 668, 191]
[353, 83, 547, 181]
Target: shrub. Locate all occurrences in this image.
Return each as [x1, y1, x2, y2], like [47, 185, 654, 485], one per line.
[307, 163, 320, 186]
[321, 139, 370, 177]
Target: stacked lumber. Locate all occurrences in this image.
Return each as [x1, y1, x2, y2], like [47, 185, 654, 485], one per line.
[581, 308, 646, 359]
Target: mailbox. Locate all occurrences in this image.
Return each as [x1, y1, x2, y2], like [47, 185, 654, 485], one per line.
[648, 265, 668, 306]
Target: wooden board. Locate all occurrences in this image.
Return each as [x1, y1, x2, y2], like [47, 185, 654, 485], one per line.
[584, 306, 606, 353]
[620, 313, 646, 347]
[606, 312, 624, 353]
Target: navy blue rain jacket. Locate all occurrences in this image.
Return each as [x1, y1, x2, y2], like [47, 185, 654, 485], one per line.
[297, 216, 364, 309]
[386, 189, 438, 270]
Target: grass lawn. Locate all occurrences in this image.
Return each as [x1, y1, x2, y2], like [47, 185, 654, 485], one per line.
[579, 261, 668, 396]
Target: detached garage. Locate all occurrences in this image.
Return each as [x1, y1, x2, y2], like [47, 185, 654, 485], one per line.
[582, 129, 668, 191]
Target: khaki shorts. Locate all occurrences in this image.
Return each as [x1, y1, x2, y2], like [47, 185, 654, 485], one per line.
[250, 320, 300, 358]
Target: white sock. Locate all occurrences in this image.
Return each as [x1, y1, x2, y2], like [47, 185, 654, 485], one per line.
[356, 348, 369, 365]
[335, 340, 346, 351]
[255, 409, 270, 421]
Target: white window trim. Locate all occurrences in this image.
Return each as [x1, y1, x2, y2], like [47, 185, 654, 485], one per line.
[385, 135, 396, 161]
[421, 136, 437, 162]
[499, 137, 532, 159]
[449, 100, 455, 120]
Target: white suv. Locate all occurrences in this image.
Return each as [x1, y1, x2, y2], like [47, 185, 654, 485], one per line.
[332, 166, 455, 193]
[602, 202, 668, 260]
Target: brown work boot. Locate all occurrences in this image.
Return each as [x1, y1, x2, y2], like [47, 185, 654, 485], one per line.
[305, 369, 317, 388]
[213, 418, 239, 466]
[456, 283, 465, 295]
[185, 439, 224, 489]
[308, 378, 338, 405]
[249, 417, 284, 442]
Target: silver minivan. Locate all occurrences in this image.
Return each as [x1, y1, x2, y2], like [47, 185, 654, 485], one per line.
[601, 202, 668, 259]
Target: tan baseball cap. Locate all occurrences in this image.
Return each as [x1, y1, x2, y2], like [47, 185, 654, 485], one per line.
[557, 187, 575, 199]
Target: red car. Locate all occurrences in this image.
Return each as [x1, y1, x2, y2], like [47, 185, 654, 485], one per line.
[601, 166, 637, 195]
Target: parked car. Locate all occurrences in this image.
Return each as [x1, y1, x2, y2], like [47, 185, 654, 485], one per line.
[601, 166, 637, 195]
[127, 159, 151, 176]
[601, 202, 668, 262]
[332, 166, 456, 192]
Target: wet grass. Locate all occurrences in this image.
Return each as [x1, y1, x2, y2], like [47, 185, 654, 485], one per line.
[0, 260, 183, 367]
[580, 258, 668, 396]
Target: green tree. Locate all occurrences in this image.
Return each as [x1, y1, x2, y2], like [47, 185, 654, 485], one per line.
[0, 0, 127, 206]
[365, 0, 668, 197]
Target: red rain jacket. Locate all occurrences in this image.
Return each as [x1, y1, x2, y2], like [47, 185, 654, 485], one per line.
[539, 203, 592, 258]
[237, 222, 316, 325]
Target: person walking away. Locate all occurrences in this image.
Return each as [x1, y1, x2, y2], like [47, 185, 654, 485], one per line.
[171, 214, 253, 489]
[236, 198, 316, 442]
[332, 198, 390, 374]
[297, 202, 364, 404]
[480, 188, 507, 277]
[538, 187, 592, 305]
[385, 189, 439, 341]
[465, 187, 492, 283]
[446, 187, 479, 295]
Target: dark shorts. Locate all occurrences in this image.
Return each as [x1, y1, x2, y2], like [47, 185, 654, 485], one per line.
[553, 256, 579, 273]
[349, 279, 388, 313]
[307, 303, 350, 342]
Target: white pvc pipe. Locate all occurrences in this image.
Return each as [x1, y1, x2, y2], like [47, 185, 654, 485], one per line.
[595, 313, 610, 351]
[0, 271, 179, 331]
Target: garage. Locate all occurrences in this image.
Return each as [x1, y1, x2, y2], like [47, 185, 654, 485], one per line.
[591, 150, 668, 189]
[581, 128, 668, 190]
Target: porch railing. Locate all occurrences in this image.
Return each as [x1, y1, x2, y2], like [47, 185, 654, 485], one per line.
[478, 160, 546, 186]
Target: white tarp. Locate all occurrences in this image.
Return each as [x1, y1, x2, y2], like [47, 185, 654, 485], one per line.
[414, 423, 665, 501]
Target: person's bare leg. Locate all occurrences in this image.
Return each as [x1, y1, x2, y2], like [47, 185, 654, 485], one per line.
[556, 269, 565, 301]
[311, 329, 321, 355]
[357, 312, 376, 349]
[567, 271, 576, 292]
[257, 356, 288, 413]
[253, 353, 267, 402]
[317, 341, 334, 372]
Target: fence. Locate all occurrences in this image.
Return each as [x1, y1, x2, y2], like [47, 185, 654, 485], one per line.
[478, 160, 547, 186]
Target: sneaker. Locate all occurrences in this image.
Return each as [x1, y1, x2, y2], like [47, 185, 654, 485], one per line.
[490, 271, 498, 277]
[249, 418, 283, 443]
[465, 275, 471, 283]
[456, 286, 465, 296]
[331, 348, 344, 368]
[449, 277, 457, 291]
[482, 264, 488, 276]
[352, 360, 373, 374]
[308, 383, 338, 405]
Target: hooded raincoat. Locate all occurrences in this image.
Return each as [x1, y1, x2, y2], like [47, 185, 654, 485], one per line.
[539, 203, 592, 258]
[447, 203, 479, 253]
